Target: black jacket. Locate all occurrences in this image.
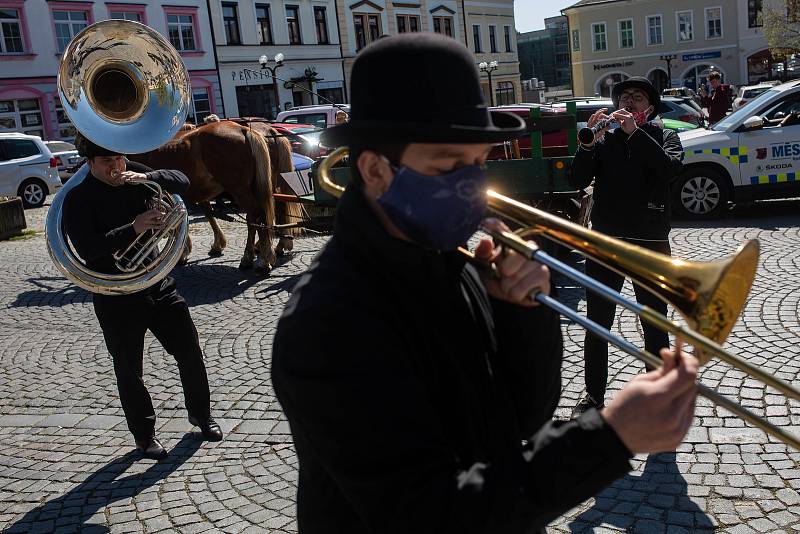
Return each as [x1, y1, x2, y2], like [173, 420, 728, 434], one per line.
[570, 121, 683, 240]
[271, 185, 632, 534]
[62, 163, 189, 296]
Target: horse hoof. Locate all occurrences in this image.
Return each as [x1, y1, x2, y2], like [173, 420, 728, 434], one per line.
[208, 249, 223, 258]
[238, 261, 253, 270]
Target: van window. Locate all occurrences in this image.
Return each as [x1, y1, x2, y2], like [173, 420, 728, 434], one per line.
[1, 139, 40, 160]
[284, 113, 327, 129]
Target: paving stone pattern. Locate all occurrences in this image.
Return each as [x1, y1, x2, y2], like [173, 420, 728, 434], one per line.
[1, 198, 799, 533]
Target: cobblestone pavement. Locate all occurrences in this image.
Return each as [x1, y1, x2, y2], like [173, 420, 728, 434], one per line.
[1, 198, 799, 533]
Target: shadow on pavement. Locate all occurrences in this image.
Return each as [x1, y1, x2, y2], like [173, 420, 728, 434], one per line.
[3, 433, 202, 533]
[567, 452, 714, 533]
[674, 197, 800, 230]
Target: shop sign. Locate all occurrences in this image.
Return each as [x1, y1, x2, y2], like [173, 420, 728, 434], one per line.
[682, 51, 721, 62]
[230, 69, 274, 82]
[593, 61, 634, 71]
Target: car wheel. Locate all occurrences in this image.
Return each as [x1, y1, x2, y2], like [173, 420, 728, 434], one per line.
[18, 178, 47, 208]
[673, 168, 730, 219]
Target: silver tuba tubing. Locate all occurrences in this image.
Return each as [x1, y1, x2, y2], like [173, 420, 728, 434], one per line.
[45, 19, 192, 295]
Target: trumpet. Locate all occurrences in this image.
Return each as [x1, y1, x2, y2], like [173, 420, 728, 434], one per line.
[317, 147, 800, 451]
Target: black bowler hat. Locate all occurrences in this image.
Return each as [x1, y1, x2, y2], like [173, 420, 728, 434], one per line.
[321, 33, 526, 147]
[74, 132, 123, 158]
[612, 76, 660, 119]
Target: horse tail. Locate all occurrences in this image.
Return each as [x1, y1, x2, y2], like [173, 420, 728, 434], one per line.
[274, 134, 294, 173]
[245, 128, 274, 230]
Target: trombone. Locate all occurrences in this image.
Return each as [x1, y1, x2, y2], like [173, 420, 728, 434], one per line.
[318, 147, 800, 451]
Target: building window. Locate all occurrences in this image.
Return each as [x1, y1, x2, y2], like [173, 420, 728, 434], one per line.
[314, 6, 329, 44]
[748, 0, 762, 27]
[222, 3, 240, 45]
[0, 7, 24, 53]
[167, 14, 196, 50]
[472, 24, 481, 52]
[53, 96, 76, 140]
[0, 98, 44, 138]
[504, 25, 512, 52]
[495, 81, 515, 106]
[256, 4, 272, 44]
[489, 25, 497, 53]
[571, 29, 580, 51]
[677, 11, 693, 42]
[190, 88, 211, 124]
[53, 10, 88, 53]
[705, 7, 722, 39]
[286, 5, 301, 45]
[353, 13, 380, 51]
[396, 14, 419, 33]
[646, 15, 662, 45]
[433, 16, 452, 37]
[591, 22, 606, 52]
[618, 18, 633, 48]
[109, 11, 141, 21]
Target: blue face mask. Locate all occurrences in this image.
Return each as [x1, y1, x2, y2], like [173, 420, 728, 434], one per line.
[376, 161, 489, 251]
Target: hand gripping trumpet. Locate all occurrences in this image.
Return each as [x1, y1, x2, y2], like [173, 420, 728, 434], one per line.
[317, 147, 800, 451]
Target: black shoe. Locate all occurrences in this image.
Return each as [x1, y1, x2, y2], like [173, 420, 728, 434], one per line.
[571, 392, 604, 419]
[135, 437, 168, 460]
[189, 416, 223, 441]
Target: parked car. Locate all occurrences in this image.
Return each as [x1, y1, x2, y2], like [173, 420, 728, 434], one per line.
[662, 86, 700, 103]
[0, 133, 62, 208]
[661, 118, 700, 133]
[675, 78, 800, 218]
[44, 140, 83, 182]
[270, 122, 327, 159]
[276, 104, 350, 129]
[551, 98, 703, 128]
[733, 84, 773, 111]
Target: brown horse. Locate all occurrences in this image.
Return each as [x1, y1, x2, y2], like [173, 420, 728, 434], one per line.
[130, 120, 294, 272]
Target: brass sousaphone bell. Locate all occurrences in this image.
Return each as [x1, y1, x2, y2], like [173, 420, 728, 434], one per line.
[45, 20, 192, 295]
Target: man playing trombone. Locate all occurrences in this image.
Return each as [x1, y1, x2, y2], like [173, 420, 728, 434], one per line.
[62, 134, 223, 460]
[272, 34, 698, 533]
[570, 77, 685, 418]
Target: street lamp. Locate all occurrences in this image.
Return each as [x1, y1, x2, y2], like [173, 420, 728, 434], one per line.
[259, 52, 285, 119]
[479, 60, 499, 106]
[659, 54, 677, 89]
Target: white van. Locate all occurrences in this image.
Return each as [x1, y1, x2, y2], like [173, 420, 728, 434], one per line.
[276, 105, 350, 130]
[0, 133, 62, 208]
[675, 79, 800, 218]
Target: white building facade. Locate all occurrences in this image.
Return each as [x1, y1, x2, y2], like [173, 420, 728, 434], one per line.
[0, 0, 222, 140]
[211, 0, 344, 118]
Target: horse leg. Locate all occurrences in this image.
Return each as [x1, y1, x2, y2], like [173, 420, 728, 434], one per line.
[178, 235, 192, 266]
[200, 201, 227, 256]
[239, 215, 256, 270]
[254, 212, 276, 273]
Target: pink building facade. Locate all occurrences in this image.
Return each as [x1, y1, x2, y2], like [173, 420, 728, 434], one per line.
[0, 0, 222, 141]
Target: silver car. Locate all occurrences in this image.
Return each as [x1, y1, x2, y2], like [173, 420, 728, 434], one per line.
[0, 133, 62, 208]
[44, 140, 83, 182]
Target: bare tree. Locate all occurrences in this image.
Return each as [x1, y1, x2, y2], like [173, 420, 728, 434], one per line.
[763, 1, 800, 60]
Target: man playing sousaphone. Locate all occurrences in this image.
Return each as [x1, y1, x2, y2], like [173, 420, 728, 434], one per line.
[272, 35, 697, 532]
[570, 77, 685, 417]
[62, 134, 223, 460]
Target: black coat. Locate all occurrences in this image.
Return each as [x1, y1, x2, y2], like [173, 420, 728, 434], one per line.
[62, 162, 189, 296]
[570, 121, 684, 240]
[271, 186, 632, 534]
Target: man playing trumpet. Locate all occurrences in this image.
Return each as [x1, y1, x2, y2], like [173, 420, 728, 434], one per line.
[570, 77, 685, 417]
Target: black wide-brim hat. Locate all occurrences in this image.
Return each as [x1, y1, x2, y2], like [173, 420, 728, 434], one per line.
[611, 76, 660, 115]
[321, 33, 526, 147]
[74, 132, 123, 158]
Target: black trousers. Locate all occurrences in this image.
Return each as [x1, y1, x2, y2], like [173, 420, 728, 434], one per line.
[93, 287, 211, 442]
[583, 239, 671, 402]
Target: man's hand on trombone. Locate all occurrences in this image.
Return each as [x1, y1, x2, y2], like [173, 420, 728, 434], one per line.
[474, 218, 550, 307]
[602, 344, 699, 454]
